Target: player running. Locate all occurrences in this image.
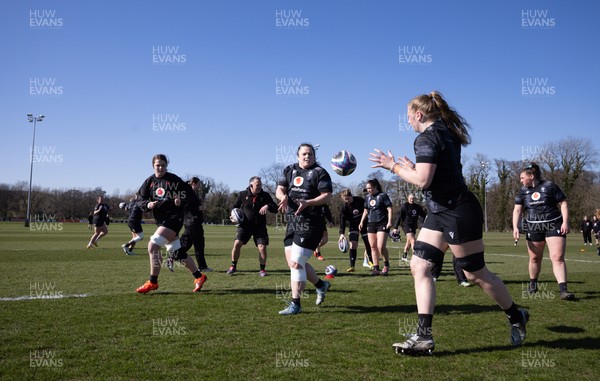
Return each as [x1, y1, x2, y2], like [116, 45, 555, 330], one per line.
[120, 194, 144, 255]
[135, 154, 207, 294]
[370, 91, 528, 355]
[87, 195, 109, 249]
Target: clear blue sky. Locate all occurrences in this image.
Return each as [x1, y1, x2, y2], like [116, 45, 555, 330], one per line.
[2, 0, 598, 196]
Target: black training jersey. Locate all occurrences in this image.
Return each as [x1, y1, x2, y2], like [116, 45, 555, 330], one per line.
[593, 220, 600, 233]
[125, 201, 143, 224]
[414, 119, 468, 213]
[233, 187, 278, 228]
[581, 219, 593, 233]
[364, 192, 392, 225]
[277, 163, 333, 218]
[137, 172, 193, 223]
[93, 203, 109, 224]
[394, 202, 427, 228]
[183, 191, 202, 226]
[515, 180, 566, 223]
[339, 196, 365, 234]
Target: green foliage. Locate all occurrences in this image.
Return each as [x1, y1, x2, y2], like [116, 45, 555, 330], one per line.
[1, 222, 599, 380]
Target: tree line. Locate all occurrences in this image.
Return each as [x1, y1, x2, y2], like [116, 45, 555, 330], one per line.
[1, 137, 599, 230]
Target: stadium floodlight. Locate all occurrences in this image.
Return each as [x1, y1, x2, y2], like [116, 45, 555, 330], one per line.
[25, 114, 45, 227]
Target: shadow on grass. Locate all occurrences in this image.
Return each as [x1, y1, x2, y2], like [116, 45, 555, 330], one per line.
[502, 279, 586, 285]
[546, 325, 585, 334]
[340, 303, 503, 315]
[432, 336, 600, 357]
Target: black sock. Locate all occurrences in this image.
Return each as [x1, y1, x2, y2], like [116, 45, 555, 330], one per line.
[384, 261, 390, 268]
[559, 282, 568, 292]
[292, 298, 301, 306]
[149, 275, 158, 284]
[504, 303, 521, 324]
[192, 270, 202, 279]
[529, 279, 538, 290]
[260, 264, 266, 271]
[315, 279, 324, 289]
[417, 314, 433, 338]
[231, 261, 237, 267]
[373, 265, 380, 271]
[350, 248, 357, 267]
[403, 252, 408, 258]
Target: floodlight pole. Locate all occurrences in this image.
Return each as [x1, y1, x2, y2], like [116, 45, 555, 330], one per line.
[480, 161, 490, 233]
[25, 114, 44, 227]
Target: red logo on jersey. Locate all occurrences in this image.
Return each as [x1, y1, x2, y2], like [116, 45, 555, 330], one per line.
[369, 199, 376, 207]
[293, 176, 304, 187]
[531, 192, 541, 201]
[155, 187, 165, 198]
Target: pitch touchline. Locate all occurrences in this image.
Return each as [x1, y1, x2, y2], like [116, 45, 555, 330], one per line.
[0, 293, 92, 302]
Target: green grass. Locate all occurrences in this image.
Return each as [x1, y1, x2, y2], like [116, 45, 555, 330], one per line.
[0, 221, 599, 380]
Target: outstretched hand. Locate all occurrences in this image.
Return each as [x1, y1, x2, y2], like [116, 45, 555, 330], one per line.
[369, 149, 396, 170]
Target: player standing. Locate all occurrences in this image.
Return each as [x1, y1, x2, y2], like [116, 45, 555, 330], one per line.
[339, 189, 373, 272]
[359, 179, 393, 276]
[393, 193, 427, 262]
[227, 176, 278, 277]
[512, 162, 574, 300]
[276, 143, 333, 315]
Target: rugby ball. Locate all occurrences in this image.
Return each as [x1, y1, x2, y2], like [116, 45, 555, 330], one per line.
[230, 208, 245, 225]
[325, 265, 337, 277]
[338, 236, 349, 253]
[331, 150, 357, 176]
[388, 230, 401, 242]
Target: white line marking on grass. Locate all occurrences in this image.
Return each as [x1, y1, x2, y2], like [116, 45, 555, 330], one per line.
[0, 293, 91, 301]
[488, 253, 600, 264]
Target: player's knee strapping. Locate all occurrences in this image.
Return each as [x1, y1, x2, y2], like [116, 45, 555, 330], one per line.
[165, 238, 181, 253]
[150, 234, 169, 248]
[454, 252, 485, 272]
[290, 243, 311, 282]
[133, 233, 144, 242]
[413, 241, 444, 275]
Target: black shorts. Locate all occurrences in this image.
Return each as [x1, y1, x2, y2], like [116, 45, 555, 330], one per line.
[156, 215, 184, 235]
[367, 222, 388, 234]
[402, 223, 418, 235]
[422, 192, 483, 245]
[525, 217, 566, 242]
[93, 219, 106, 228]
[283, 214, 324, 251]
[236, 225, 269, 246]
[127, 221, 143, 234]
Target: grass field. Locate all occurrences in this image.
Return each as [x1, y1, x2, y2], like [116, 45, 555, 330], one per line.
[0, 221, 599, 381]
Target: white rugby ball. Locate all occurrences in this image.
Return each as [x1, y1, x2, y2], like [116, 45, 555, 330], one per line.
[338, 236, 349, 253]
[230, 208, 244, 225]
